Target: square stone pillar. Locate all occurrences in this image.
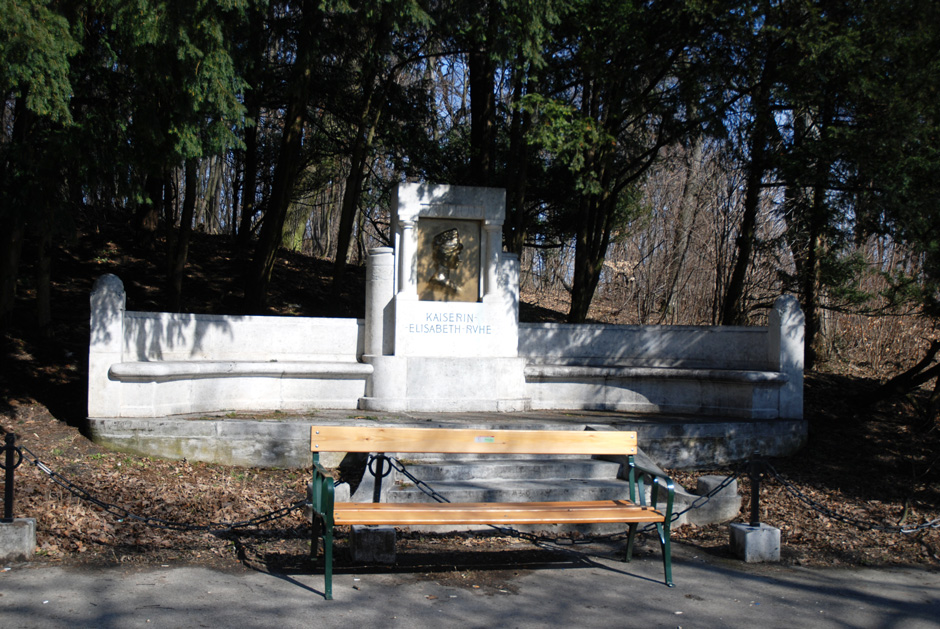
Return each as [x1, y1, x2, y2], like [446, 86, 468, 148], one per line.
[88, 274, 126, 418]
[768, 295, 804, 420]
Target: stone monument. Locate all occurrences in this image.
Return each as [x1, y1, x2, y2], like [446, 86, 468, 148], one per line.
[360, 183, 528, 411]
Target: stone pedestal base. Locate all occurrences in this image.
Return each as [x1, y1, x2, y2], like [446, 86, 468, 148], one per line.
[361, 355, 528, 412]
[730, 522, 780, 563]
[350, 525, 396, 564]
[0, 518, 36, 563]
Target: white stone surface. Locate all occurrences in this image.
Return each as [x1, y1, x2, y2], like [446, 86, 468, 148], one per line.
[86, 183, 804, 421]
[519, 316, 798, 419]
[388, 183, 517, 360]
[730, 522, 781, 562]
[365, 247, 395, 356]
[88, 275, 370, 418]
[393, 183, 506, 228]
[519, 322, 769, 369]
[88, 274, 126, 418]
[0, 518, 36, 563]
[769, 295, 805, 419]
[121, 312, 363, 363]
[360, 355, 528, 412]
[392, 298, 517, 357]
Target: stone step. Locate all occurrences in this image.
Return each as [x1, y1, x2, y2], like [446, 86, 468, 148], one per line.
[393, 458, 622, 482]
[386, 477, 633, 504]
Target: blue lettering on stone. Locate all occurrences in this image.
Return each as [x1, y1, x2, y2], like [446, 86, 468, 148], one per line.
[411, 314, 491, 334]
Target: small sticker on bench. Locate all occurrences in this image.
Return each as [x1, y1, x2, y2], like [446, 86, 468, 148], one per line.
[475, 436, 495, 443]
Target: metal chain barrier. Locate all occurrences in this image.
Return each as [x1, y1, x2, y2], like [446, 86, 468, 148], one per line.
[669, 466, 741, 524]
[2, 433, 25, 523]
[18, 445, 306, 533]
[378, 454, 939, 541]
[379, 454, 603, 546]
[13, 443, 936, 548]
[377, 454, 740, 545]
[762, 461, 940, 535]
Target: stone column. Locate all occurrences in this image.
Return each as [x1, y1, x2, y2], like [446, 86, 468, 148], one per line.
[88, 274, 126, 418]
[397, 220, 418, 300]
[482, 223, 501, 300]
[365, 247, 395, 356]
[768, 295, 805, 420]
[500, 252, 520, 320]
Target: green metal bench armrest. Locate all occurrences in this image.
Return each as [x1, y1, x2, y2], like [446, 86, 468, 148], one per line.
[311, 458, 335, 523]
[627, 456, 675, 523]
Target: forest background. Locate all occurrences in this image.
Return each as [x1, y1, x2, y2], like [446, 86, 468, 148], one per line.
[3, 0, 940, 412]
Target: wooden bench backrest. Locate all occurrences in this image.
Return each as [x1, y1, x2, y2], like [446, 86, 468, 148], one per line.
[311, 425, 637, 455]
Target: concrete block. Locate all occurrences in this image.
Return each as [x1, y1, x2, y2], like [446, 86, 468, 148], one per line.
[684, 475, 742, 526]
[350, 525, 396, 564]
[0, 518, 36, 563]
[730, 522, 780, 562]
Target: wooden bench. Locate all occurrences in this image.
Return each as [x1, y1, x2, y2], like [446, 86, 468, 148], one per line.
[309, 425, 675, 600]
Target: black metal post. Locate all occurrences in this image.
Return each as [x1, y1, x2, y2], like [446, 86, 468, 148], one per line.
[3, 433, 16, 523]
[372, 454, 385, 503]
[748, 454, 763, 527]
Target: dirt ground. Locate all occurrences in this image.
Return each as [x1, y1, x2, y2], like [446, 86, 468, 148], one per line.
[1, 222, 938, 583]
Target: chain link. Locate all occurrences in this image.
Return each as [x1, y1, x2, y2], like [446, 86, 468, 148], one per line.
[19, 445, 305, 533]
[16, 444, 937, 545]
[380, 455, 589, 544]
[380, 454, 739, 544]
[669, 466, 741, 524]
[382, 454, 939, 539]
[762, 461, 940, 535]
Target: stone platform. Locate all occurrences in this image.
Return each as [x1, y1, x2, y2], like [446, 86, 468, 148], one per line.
[87, 409, 807, 470]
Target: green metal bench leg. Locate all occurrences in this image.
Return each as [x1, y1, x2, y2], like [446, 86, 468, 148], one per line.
[323, 524, 334, 600]
[624, 522, 638, 562]
[657, 522, 674, 587]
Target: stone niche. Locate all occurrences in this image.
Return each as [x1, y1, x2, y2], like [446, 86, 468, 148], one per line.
[360, 183, 528, 412]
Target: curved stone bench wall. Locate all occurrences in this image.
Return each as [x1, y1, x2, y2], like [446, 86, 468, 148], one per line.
[518, 295, 804, 420]
[88, 274, 369, 418]
[88, 274, 803, 422]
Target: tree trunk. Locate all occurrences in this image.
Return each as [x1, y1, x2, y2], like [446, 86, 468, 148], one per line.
[0, 97, 32, 330]
[659, 136, 704, 324]
[331, 97, 383, 291]
[802, 97, 834, 370]
[245, 2, 319, 312]
[237, 12, 265, 245]
[504, 63, 530, 255]
[204, 155, 224, 234]
[567, 75, 617, 324]
[0, 214, 25, 330]
[872, 340, 940, 401]
[332, 5, 395, 291]
[238, 98, 261, 245]
[721, 60, 775, 325]
[134, 174, 163, 248]
[469, 1, 497, 186]
[167, 158, 198, 312]
[34, 205, 54, 336]
[568, 190, 616, 323]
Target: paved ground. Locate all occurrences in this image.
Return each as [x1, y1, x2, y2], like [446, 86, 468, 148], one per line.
[2, 543, 938, 628]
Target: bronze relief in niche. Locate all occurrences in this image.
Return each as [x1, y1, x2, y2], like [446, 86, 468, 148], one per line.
[417, 219, 480, 302]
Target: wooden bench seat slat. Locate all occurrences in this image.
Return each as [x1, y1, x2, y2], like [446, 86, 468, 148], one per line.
[311, 425, 637, 455]
[333, 500, 665, 525]
[334, 499, 640, 510]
